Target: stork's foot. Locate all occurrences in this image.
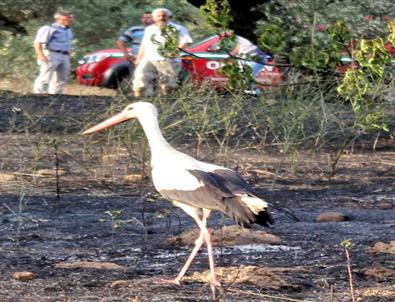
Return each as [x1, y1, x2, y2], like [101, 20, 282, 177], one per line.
[210, 280, 223, 300]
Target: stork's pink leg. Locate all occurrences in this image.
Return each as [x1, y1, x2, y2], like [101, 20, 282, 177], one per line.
[194, 215, 222, 299]
[159, 210, 222, 299]
[158, 212, 208, 285]
[172, 223, 205, 284]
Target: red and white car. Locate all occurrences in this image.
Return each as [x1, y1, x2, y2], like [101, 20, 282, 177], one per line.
[75, 33, 283, 89]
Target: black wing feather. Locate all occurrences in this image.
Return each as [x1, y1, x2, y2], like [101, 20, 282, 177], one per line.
[160, 169, 261, 227]
[205, 169, 259, 196]
[160, 169, 234, 210]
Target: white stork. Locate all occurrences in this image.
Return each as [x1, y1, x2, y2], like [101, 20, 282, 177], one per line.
[83, 102, 274, 298]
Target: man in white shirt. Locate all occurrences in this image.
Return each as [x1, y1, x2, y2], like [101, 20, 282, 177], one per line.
[132, 8, 192, 97]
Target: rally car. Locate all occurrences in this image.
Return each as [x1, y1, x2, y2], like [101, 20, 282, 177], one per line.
[75, 32, 283, 89]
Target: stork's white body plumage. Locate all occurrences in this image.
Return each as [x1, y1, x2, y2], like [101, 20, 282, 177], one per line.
[151, 151, 220, 192]
[132, 104, 223, 191]
[83, 102, 274, 298]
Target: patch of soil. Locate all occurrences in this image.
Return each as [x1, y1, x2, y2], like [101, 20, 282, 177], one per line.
[54, 261, 127, 271]
[185, 265, 305, 290]
[369, 241, 395, 254]
[361, 267, 395, 279]
[165, 225, 282, 246]
[0, 93, 394, 301]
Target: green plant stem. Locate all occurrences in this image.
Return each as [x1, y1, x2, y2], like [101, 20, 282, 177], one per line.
[344, 246, 356, 302]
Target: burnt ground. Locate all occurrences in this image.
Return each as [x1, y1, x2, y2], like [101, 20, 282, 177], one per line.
[0, 92, 394, 302]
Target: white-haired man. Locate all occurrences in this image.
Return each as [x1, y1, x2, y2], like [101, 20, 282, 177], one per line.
[132, 8, 192, 97]
[33, 9, 74, 94]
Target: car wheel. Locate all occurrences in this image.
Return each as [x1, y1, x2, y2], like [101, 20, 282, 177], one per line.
[103, 62, 133, 89]
[178, 67, 190, 85]
[117, 76, 133, 94]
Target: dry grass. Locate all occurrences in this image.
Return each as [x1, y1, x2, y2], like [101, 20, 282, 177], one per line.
[0, 79, 116, 96]
[185, 265, 298, 290]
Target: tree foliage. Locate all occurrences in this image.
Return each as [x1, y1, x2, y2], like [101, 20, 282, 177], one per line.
[337, 27, 394, 132]
[255, 1, 394, 61]
[200, 0, 233, 30]
[198, 0, 394, 134]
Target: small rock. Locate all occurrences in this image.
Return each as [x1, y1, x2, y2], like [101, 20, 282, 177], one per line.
[12, 271, 37, 281]
[315, 212, 348, 222]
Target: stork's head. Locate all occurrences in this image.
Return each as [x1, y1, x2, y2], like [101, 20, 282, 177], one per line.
[83, 102, 158, 135]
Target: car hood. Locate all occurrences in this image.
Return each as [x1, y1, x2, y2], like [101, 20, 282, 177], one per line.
[83, 48, 123, 56]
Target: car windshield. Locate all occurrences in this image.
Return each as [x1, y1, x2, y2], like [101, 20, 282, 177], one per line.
[187, 34, 217, 48]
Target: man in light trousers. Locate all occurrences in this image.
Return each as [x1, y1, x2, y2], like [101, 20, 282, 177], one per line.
[133, 8, 192, 97]
[33, 9, 74, 94]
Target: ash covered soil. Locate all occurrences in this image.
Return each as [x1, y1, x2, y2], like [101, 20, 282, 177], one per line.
[0, 92, 394, 301]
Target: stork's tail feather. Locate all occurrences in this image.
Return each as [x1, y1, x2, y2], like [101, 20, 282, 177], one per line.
[223, 196, 274, 228]
[254, 210, 275, 227]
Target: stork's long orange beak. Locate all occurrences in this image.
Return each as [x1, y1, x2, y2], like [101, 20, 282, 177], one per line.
[82, 111, 131, 135]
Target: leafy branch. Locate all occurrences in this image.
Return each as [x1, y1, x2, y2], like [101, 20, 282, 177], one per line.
[200, 0, 233, 30]
[337, 31, 393, 132]
[151, 24, 180, 58]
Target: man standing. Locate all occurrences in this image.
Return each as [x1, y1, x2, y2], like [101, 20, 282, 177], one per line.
[228, 34, 267, 76]
[132, 8, 192, 97]
[209, 31, 267, 76]
[33, 9, 74, 94]
[116, 12, 153, 62]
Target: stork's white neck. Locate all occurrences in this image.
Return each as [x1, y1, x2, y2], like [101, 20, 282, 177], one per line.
[136, 112, 175, 159]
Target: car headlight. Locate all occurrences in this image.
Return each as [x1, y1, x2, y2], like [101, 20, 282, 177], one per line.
[78, 54, 111, 65]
